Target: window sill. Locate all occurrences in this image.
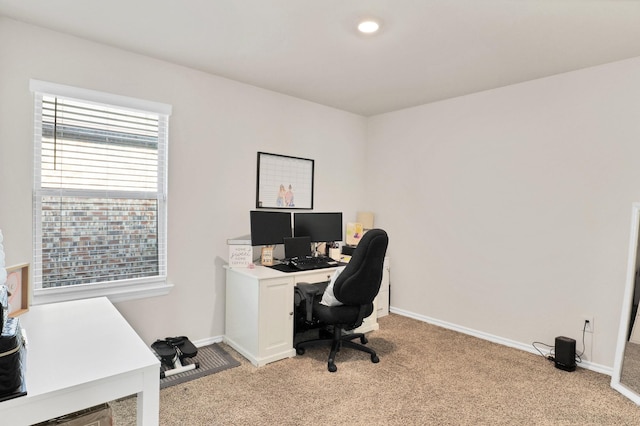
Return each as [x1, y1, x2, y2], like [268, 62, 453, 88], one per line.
[33, 277, 173, 305]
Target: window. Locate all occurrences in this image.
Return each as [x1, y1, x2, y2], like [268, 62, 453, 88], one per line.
[30, 80, 172, 304]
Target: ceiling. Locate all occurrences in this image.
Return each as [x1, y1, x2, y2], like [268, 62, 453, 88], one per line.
[2, 0, 640, 116]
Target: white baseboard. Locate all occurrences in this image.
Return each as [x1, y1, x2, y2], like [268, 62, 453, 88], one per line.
[389, 306, 612, 376]
[192, 335, 224, 348]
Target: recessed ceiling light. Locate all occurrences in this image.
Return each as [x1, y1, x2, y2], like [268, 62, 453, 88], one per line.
[358, 20, 380, 34]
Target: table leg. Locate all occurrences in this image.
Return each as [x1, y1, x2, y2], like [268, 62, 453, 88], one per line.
[137, 367, 160, 425]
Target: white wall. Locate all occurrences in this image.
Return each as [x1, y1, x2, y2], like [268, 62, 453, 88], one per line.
[0, 18, 367, 344]
[366, 56, 640, 368]
[4, 16, 640, 370]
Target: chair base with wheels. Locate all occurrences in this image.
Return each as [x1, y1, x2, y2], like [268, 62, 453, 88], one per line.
[296, 325, 379, 372]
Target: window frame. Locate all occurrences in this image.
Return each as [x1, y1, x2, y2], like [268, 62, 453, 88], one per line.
[30, 79, 173, 305]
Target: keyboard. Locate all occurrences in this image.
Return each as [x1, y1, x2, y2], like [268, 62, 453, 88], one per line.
[289, 256, 338, 271]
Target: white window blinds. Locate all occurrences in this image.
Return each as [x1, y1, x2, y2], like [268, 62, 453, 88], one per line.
[40, 96, 161, 193]
[31, 80, 170, 293]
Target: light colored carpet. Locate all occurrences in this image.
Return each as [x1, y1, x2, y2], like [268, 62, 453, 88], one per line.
[111, 314, 640, 425]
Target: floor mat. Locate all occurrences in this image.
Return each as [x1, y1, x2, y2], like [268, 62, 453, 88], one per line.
[159, 343, 240, 389]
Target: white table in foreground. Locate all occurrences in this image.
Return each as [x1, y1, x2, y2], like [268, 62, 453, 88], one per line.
[0, 297, 160, 425]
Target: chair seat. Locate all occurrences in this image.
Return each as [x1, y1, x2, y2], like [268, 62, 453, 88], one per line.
[313, 300, 373, 327]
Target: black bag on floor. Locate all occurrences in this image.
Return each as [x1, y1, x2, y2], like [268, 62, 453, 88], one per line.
[0, 285, 26, 400]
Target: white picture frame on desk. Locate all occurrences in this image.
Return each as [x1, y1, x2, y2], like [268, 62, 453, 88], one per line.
[228, 245, 252, 268]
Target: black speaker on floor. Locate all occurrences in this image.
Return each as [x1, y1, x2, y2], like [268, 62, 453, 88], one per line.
[554, 336, 576, 372]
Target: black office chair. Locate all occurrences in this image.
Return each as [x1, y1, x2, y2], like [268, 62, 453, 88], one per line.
[295, 229, 389, 372]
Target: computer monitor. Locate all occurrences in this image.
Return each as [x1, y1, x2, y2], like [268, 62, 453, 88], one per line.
[250, 211, 292, 246]
[293, 212, 343, 243]
[283, 236, 312, 259]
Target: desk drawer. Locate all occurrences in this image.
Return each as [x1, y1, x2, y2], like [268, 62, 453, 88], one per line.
[293, 270, 335, 285]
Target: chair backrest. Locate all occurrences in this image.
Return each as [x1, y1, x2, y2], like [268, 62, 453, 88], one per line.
[333, 229, 389, 306]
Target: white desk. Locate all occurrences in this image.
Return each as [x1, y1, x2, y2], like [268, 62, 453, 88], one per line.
[0, 297, 160, 426]
[224, 265, 381, 367]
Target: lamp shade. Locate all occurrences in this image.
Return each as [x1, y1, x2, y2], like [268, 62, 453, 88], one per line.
[356, 212, 374, 230]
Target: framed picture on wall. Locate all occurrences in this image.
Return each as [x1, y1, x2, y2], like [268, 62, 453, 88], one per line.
[256, 152, 314, 209]
[6, 263, 29, 317]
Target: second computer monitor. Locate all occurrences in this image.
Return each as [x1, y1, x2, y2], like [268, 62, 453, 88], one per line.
[293, 212, 342, 243]
[250, 210, 292, 246]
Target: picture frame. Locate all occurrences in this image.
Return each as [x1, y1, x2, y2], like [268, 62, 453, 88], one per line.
[6, 263, 29, 317]
[256, 152, 314, 210]
[260, 246, 274, 266]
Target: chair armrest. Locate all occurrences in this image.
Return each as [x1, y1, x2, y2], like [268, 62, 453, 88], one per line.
[296, 281, 329, 322]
